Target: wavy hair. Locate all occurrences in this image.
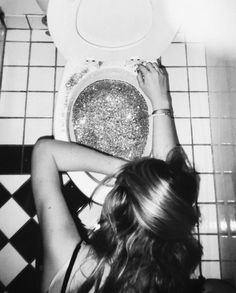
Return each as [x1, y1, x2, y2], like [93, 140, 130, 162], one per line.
[77, 147, 202, 293]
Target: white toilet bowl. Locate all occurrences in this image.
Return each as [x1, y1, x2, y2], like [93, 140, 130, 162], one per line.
[47, 0, 180, 226]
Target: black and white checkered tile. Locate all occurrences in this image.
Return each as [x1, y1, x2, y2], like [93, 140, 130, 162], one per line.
[0, 171, 89, 293]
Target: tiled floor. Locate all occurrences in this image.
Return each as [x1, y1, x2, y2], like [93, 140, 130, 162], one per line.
[0, 14, 236, 293]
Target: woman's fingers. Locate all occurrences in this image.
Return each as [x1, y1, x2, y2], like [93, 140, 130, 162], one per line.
[146, 62, 156, 73]
[137, 64, 149, 76]
[137, 71, 144, 86]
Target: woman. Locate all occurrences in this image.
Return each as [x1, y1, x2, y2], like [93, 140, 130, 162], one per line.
[32, 61, 234, 293]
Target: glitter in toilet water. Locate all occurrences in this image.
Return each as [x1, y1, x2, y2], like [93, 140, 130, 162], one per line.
[71, 79, 149, 160]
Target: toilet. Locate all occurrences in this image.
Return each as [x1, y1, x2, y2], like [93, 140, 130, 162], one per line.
[47, 0, 179, 227]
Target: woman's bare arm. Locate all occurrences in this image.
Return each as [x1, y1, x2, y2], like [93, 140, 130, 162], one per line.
[31, 139, 126, 292]
[137, 61, 179, 160]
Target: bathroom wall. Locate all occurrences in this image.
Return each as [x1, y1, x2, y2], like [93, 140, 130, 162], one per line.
[206, 49, 236, 282]
[0, 10, 235, 293]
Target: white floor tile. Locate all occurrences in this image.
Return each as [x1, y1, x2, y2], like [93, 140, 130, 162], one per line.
[188, 67, 208, 91]
[0, 199, 30, 238]
[31, 30, 52, 42]
[0, 92, 26, 117]
[0, 244, 27, 286]
[0, 175, 30, 194]
[167, 68, 188, 91]
[28, 15, 46, 29]
[1, 67, 28, 91]
[5, 16, 29, 29]
[26, 92, 53, 117]
[30, 43, 56, 66]
[161, 43, 186, 66]
[28, 67, 55, 91]
[0, 119, 24, 144]
[24, 118, 52, 144]
[6, 30, 30, 42]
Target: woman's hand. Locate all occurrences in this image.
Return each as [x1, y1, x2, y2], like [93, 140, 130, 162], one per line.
[137, 60, 171, 110]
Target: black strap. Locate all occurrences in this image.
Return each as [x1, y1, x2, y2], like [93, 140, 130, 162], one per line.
[61, 242, 82, 293]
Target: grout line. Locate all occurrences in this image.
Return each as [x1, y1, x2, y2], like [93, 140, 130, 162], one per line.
[204, 45, 223, 278]
[184, 38, 203, 276]
[20, 29, 32, 173]
[25, 15, 31, 30]
[52, 48, 59, 135]
[0, 20, 7, 92]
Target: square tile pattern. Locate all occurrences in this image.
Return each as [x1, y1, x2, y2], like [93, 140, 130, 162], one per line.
[0, 20, 236, 292]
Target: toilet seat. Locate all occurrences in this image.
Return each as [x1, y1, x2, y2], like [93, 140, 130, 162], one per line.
[47, 0, 179, 62]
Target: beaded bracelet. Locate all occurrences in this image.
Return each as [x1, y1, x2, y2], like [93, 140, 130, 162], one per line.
[150, 109, 173, 118]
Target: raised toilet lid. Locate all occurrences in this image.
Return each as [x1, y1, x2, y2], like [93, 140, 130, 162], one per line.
[47, 0, 179, 62]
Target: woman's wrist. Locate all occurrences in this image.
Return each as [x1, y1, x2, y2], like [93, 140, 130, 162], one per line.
[150, 94, 171, 110]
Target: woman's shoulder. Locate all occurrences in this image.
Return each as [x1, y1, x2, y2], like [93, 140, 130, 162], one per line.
[203, 279, 236, 293]
[48, 242, 96, 293]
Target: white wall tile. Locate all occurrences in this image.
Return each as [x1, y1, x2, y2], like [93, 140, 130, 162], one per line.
[4, 42, 29, 66]
[192, 118, 211, 144]
[175, 118, 192, 144]
[161, 43, 186, 66]
[0, 92, 26, 117]
[182, 145, 193, 165]
[190, 92, 210, 117]
[57, 51, 66, 67]
[24, 118, 52, 144]
[199, 204, 218, 233]
[200, 235, 219, 260]
[188, 67, 208, 91]
[167, 68, 188, 91]
[171, 93, 190, 117]
[0, 119, 24, 144]
[187, 43, 206, 66]
[1, 67, 28, 91]
[56, 67, 65, 91]
[194, 145, 213, 172]
[0, 244, 27, 286]
[201, 261, 221, 278]
[28, 67, 55, 91]
[198, 174, 216, 203]
[26, 92, 53, 117]
[30, 43, 55, 66]
[6, 30, 30, 42]
[0, 199, 30, 238]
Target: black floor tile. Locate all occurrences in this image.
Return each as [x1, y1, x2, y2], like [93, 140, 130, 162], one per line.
[0, 182, 11, 207]
[0, 229, 8, 250]
[13, 178, 36, 217]
[22, 145, 33, 174]
[0, 145, 22, 174]
[6, 265, 40, 293]
[10, 219, 41, 263]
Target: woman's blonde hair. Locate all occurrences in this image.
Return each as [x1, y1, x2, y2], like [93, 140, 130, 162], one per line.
[78, 148, 202, 293]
